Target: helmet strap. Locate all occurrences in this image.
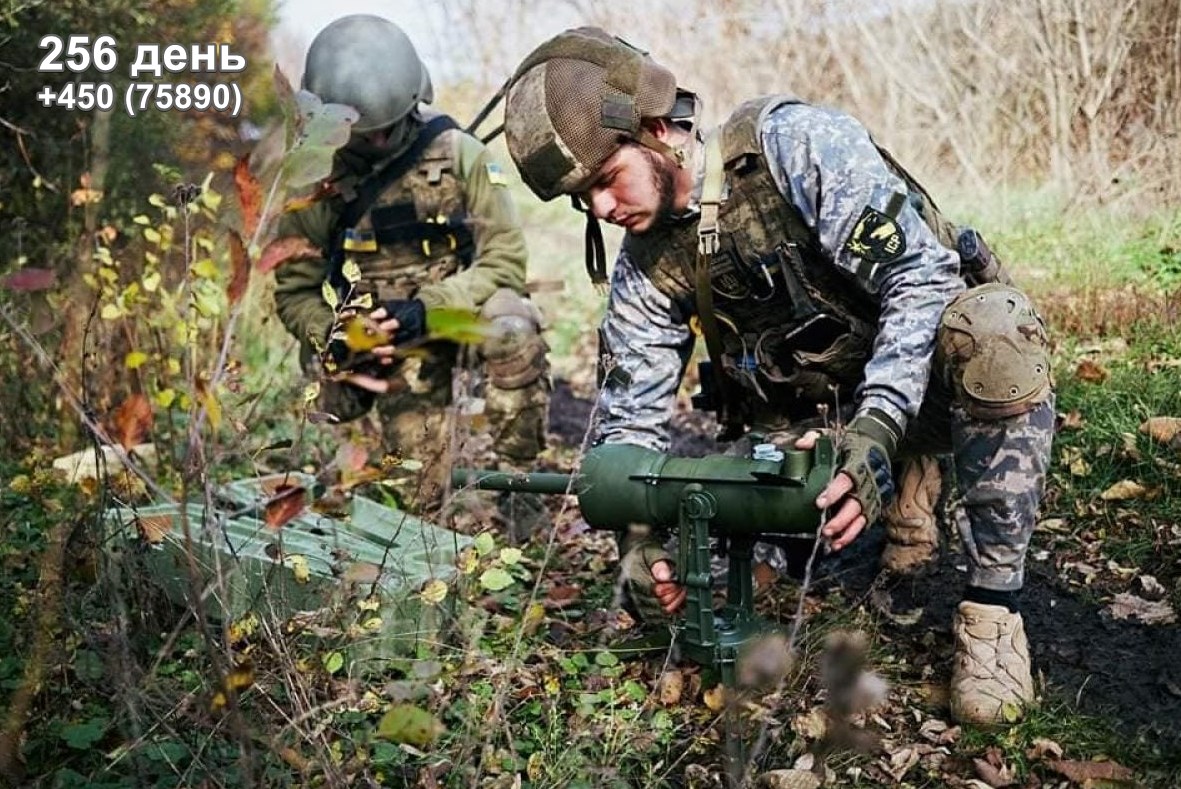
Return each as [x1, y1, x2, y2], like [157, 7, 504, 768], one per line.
[571, 195, 608, 287]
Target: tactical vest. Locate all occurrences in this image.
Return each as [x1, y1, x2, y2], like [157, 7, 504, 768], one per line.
[623, 95, 976, 427]
[330, 123, 473, 303]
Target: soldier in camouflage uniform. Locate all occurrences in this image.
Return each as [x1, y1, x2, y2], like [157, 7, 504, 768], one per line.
[273, 15, 550, 533]
[500, 27, 1054, 725]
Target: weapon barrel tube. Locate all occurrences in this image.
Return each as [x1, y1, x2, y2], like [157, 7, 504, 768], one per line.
[577, 442, 833, 535]
[450, 469, 578, 496]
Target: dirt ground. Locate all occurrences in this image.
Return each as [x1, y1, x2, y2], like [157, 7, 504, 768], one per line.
[545, 378, 1181, 754]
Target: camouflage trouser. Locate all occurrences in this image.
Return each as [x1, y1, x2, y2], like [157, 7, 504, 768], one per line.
[734, 284, 1056, 592]
[375, 355, 551, 514]
[314, 289, 551, 519]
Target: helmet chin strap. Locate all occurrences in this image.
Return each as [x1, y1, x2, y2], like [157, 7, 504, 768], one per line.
[571, 195, 608, 288]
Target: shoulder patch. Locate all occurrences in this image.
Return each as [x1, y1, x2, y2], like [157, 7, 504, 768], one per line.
[484, 162, 508, 186]
[844, 206, 906, 263]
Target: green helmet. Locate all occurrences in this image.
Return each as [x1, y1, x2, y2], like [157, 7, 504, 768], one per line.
[504, 27, 680, 201]
[302, 14, 434, 134]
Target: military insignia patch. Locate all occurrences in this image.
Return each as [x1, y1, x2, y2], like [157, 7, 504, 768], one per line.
[343, 228, 378, 252]
[485, 162, 508, 186]
[844, 206, 906, 263]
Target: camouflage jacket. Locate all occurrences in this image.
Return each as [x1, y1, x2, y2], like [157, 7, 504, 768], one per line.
[595, 99, 965, 451]
[273, 110, 528, 353]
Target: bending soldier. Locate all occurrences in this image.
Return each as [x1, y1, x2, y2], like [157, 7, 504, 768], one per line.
[273, 15, 550, 535]
[501, 27, 1053, 725]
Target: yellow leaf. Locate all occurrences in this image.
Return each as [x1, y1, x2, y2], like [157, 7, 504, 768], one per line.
[202, 386, 222, 430]
[201, 186, 222, 212]
[341, 258, 362, 284]
[357, 596, 380, 611]
[148, 193, 167, 208]
[527, 752, 545, 782]
[142, 271, 161, 292]
[124, 351, 149, 370]
[457, 549, 478, 575]
[522, 602, 545, 635]
[361, 617, 383, 631]
[377, 704, 445, 747]
[1100, 479, 1147, 501]
[420, 578, 448, 604]
[100, 303, 122, 320]
[288, 554, 310, 583]
[703, 684, 728, 712]
[227, 613, 260, 643]
[167, 358, 181, 375]
[154, 388, 177, 408]
[303, 382, 321, 403]
[498, 547, 523, 566]
[321, 280, 339, 310]
[132, 214, 151, 225]
[342, 314, 390, 352]
[143, 227, 162, 245]
[192, 258, 219, 279]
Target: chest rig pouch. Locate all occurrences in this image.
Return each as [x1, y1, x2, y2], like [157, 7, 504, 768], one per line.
[695, 98, 880, 428]
[327, 115, 474, 303]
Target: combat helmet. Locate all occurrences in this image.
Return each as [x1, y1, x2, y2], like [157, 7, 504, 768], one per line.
[302, 14, 434, 133]
[504, 27, 688, 201]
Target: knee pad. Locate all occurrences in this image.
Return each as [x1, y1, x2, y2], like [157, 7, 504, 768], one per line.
[937, 284, 1052, 419]
[479, 288, 549, 389]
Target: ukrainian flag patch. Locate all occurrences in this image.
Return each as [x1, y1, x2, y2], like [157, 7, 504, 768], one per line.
[485, 162, 508, 186]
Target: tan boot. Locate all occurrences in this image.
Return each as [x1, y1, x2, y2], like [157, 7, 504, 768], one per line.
[949, 601, 1034, 725]
[881, 455, 941, 573]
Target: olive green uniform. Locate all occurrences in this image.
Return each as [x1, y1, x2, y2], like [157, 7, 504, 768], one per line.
[274, 112, 549, 513]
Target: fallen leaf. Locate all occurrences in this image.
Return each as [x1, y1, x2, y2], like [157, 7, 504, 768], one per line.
[1099, 479, 1146, 501]
[790, 706, 827, 740]
[543, 584, 581, 609]
[377, 704, 445, 747]
[288, 554, 310, 583]
[657, 669, 683, 705]
[702, 684, 728, 712]
[1075, 359, 1109, 383]
[234, 155, 262, 240]
[755, 769, 821, 789]
[1135, 575, 1167, 600]
[137, 514, 171, 544]
[420, 579, 448, 604]
[344, 562, 382, 584]
[264, 484, 307, 529]
[972, 745, 1019, 787]
[1106, 592, 1177, 625]
[227, 231, 250, 305]
[1045, 758, 1134, 785]
[879, 745, 920, 783]
[111, 394, 153, 449]
[1026, 736, 1064, 762]
[1059, 410, 1086, 430]
[1, 267, 57, 291]
[1140, 416, 1181, 447]
[257, 235, 320, 273]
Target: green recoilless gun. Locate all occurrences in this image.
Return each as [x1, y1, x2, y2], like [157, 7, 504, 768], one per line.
[452, 437, 836, 684]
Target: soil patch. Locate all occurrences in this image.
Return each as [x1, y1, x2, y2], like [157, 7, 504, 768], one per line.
[547, 379, 1181, 753]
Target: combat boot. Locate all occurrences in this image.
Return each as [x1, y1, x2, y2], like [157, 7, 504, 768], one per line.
[881, 455, 941, 574]
[949, 601, 1034, 725]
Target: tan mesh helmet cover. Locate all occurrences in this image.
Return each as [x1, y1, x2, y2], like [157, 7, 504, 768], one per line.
[505, 27, 677, 201]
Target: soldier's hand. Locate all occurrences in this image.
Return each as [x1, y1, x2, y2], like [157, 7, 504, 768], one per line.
[651, 559, 686, 615]
[795, 431, 867, 550]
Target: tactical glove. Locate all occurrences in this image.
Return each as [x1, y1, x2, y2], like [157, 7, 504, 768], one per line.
[836, 409, 902, 527]
[382, 298, 427, 345]
[618, 538, 677, 626]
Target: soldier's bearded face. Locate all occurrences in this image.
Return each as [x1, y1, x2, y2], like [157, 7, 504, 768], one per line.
[584, 144, 678, 234]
